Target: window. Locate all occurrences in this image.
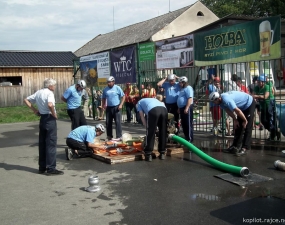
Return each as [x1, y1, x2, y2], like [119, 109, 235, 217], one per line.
[197, 11, 204, 16]
[0, 76, 22, 86]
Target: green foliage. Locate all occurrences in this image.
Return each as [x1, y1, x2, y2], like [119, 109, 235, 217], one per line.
[0, 103, 69, 124]
[201, 0, 285, 18]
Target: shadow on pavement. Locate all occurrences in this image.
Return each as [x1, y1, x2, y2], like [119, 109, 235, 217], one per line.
[0, 162, 39, 174]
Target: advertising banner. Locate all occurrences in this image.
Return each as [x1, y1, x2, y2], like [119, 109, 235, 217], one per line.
[139, 42, 155, 62]
[155, 34, 194, 69]
[194, 16, 281, 66]
[80, 52, 110, 87]
[110, 45, 136, 84]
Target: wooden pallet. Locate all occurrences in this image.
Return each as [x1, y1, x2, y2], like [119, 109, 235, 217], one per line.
[91, 143, 184, 164]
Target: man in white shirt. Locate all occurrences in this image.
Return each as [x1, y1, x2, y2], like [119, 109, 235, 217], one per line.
[24, 78, 64, 176]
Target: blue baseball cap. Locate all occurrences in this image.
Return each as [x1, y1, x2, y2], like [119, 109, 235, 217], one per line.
[258, 75, 266, 82]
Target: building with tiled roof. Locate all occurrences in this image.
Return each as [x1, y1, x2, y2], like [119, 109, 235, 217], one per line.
[0, 51, 76, 67]
[0, 51, 77, 107]
[74, 1, 219, 57]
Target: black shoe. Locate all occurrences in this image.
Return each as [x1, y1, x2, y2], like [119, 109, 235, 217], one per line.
[235, 148, 247, 157]
[223, 146, 238, 154]
[276, 130, 281, 141]
[259, 125, 264, 131]
[46, 169, 64, 176]
[38, 170, 46, 174]
[223, 145, 233, 153]
[65, 147, 73, 160]
[145, 155, 152, 162]
[158, 153, 166, 160]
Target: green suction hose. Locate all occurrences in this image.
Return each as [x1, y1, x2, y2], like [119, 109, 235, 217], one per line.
[169, 134, 249, 177]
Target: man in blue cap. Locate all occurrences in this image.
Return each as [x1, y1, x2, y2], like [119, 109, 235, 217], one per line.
[209, 91, 255, 156]
[136, 98, 168, 162]
[253, 74, 280, 141]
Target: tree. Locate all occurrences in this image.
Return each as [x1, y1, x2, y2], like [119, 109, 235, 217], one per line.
[200, 0, 285, 18]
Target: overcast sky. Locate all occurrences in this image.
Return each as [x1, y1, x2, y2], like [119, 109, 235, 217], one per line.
[0, 0, 197, 52]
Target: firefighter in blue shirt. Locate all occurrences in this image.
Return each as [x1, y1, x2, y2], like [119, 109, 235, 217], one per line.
[136, 98, 168, 162]
[102, 76, 125, 140]
[209, 91, 255, 156]
[61, 79, 87, 130]
[177, 76, 194, 143]
[157, 74, 180, 133]
[65, 124, 105, 160]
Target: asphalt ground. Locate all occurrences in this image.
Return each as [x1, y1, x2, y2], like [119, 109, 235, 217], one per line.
[0, 119, 285, 225]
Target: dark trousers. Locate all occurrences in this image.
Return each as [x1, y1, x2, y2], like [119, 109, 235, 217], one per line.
[144, 106, 167, 155]
[125, 102, 134, 122]
[106, 105, 122, 138]
[232, 101, 255, 149]
[180, 105, 194, 142]
[38, 114, 57, 172]
[67, 107, 87, 130]
[66, 138, 92, 157]
[165, 103, 179, 130]
[261, 100, 278, 139]
[134, 105, 142, 124]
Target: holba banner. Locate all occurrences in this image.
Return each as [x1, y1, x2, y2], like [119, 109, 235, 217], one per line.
[194, 16, 281, 66]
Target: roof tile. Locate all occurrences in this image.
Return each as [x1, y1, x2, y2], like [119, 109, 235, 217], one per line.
[0, 51, 77, 67]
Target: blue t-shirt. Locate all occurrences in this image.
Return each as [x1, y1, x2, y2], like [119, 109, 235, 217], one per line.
[161, 82, 180, 104]
[102, 85, 125, 106]
[220, 91, 253, 111]
[67, 125, 97, 143]
[208, 84, 217, 108]
[177, 86, 194, 108]
[207, 68, 216, 80]
[63, 85, 83, 109]
[136, 98, 165, 116]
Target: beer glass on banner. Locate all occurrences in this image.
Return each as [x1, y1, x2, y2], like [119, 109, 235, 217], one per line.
[259, 20, 274, 57]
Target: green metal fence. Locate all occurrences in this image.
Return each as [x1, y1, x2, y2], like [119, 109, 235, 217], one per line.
[87, 57, 285, 142]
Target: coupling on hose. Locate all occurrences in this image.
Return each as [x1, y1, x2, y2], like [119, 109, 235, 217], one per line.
[240, 167, 250, 177]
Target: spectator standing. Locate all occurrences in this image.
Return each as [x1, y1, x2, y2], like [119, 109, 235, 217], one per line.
[224, 74, 240, 92]
[123, 83, 134, 123]
[224, 74, 240, 136]
[177, 76, 194, 142]
[96, 90, 104, 120]
[253, 75, 280, 141]
[207, 66, 216, 81]
[82, 88, 90, 117]
[157, 87, 165, 102]
[130, 85, 141, 124]
[199, 66, 208, 88]
[147, 83, 156, 98]
[236, 77, 249, 93]
[61, 80, 87, 130]
[248, 76, 263, 130]
[102, 76, 125, 140]
[24, 78, 63, 175]
[141, 84, 148, 98]
[157, 74, 180, 133]
[208, 77, 222, 134]
[136, 98, 168, 162]
[209, 91, 255, 156]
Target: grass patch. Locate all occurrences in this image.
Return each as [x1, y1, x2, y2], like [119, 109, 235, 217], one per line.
[0, 103, 70, 124]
